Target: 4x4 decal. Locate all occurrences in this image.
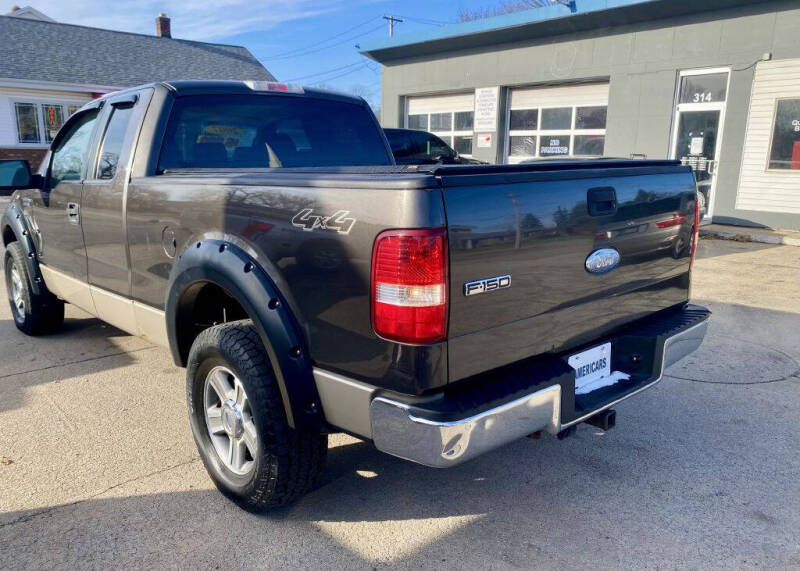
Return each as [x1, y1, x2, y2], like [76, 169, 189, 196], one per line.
[291, 209, 356, 235]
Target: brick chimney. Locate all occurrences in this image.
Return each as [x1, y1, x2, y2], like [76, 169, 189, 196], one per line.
[155, 13, 171, 38]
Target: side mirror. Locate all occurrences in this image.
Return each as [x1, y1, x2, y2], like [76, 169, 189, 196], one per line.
[0, 160, 39, 195]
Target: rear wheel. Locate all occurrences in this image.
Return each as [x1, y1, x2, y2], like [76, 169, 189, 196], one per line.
[4, 242, 64, 335]
[186, 320, 327, 512]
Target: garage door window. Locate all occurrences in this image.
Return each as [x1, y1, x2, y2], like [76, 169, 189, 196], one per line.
[406, 109, 474, 157]
[407, 114, 428, 130]
[507, 105, 607, 160]
[768, 98, 800, 170]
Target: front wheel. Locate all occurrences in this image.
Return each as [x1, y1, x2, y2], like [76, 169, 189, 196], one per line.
[186, 320, 327, 512]
[4, 241, 64, 335]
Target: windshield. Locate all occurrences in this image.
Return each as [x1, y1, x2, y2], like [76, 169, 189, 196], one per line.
[158, 94, 392, 170]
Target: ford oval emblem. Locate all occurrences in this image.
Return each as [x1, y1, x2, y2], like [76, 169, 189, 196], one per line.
[585, 248, 620, 274]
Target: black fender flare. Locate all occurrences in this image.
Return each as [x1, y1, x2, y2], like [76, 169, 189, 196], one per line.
[2, 200, 44, 295]
[165, 239, 323, 431]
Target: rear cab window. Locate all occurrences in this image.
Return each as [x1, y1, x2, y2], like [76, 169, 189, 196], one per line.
[158, 94, 392, 170]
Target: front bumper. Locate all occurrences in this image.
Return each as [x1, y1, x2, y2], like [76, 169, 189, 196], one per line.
[370, 304, 709, 468]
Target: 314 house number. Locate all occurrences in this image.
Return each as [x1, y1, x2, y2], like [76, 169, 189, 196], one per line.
[692, 92, 713, 103]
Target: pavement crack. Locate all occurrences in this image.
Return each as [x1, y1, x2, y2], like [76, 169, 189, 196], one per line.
[0, 457, 199, 530]
[0, 346, 157, 381]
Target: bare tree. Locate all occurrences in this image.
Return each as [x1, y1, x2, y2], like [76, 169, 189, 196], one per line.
[458, 0, 575, 22]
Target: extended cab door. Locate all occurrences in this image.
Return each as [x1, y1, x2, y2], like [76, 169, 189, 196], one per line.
[81, 90, 151, 297]
[32, 107, 102, 313]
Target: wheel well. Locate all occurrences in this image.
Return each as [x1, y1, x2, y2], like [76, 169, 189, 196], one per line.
[2, 225, 16, 247]
[174, 281, 251, 366]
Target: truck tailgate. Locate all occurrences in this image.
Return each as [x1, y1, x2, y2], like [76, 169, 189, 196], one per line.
[440, 161, 697, 381]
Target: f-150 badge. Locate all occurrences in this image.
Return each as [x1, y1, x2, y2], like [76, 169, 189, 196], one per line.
[291, 209, 356, 235]
[463, 275, 511, 296]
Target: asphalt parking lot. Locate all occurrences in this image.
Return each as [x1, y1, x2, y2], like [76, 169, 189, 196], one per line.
[1, 238, 799, 569]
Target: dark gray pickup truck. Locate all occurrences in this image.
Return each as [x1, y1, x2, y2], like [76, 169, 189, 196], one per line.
[0, 80, 708, 512]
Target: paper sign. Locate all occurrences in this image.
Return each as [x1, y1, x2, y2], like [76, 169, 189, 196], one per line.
[477, 133, 493, 148]
[474, 87, 499, 132]
[690, 137, 704, 155]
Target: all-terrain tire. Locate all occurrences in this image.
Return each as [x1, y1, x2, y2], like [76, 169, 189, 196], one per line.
[186, 320, 327, 512]
[4, 241, 64, 335]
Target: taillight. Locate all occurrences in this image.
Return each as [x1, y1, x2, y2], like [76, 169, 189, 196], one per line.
[690, 199, 700, 268]
[371, 228, 448, 344]
[655, 212, 687, 229]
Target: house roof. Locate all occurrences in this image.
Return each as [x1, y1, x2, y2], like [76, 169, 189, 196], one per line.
[0, 14, 274, 89]
[360, 0, 773, 63]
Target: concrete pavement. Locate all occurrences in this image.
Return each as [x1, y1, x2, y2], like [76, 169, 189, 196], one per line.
[1, 238, 799, 569]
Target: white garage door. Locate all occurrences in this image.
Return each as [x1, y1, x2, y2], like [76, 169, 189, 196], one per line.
[506, 83, 609, 163]
[405, 93, 475, 156]
[736, 59, 800, 214]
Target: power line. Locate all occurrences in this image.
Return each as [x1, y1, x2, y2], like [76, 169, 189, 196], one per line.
[261, 16, 380, 59]
[394, 14, 452, 26]
[308, 62, 372, 83]
[285, 60, 369, 82]
[263, 23, 385, 60]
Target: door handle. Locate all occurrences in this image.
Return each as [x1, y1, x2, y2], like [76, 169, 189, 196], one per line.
[66, 202, 80, 225]
[587, 187, 617, 217]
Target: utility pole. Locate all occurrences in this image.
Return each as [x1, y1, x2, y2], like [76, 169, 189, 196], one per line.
[383, 15, 403, 37]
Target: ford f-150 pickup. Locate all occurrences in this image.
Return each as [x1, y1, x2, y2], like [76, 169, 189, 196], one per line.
[0, 80, 709, 512]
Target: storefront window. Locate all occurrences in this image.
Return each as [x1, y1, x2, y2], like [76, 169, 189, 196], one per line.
[13, 102, 82, 145]
[14, 103, 40, 143]
[768, 98, 800, 170]
[43, 104, 65, 143]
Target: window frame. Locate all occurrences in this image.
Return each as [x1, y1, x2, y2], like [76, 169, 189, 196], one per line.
[404, 108, 474, 158]
[47, 107, 102, 186]
[10, 99, 87, 146]
[506, 104, 607, 162]
[765, 96, 800, 174]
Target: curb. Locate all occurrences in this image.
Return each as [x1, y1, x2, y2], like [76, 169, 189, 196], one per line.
[699, 228, 800, 247]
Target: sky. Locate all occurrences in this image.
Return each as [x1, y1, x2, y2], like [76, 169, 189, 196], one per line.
[4, 0, 506, 109]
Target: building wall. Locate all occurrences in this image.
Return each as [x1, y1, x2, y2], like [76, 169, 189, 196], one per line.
[0, 86, 93, 170]
[380, 0, 800, 229]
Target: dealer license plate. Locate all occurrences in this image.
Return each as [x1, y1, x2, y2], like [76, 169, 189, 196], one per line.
[568, 342, 611, 392]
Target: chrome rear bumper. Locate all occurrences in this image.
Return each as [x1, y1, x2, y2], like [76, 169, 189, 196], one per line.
[370, 317, 708, 468]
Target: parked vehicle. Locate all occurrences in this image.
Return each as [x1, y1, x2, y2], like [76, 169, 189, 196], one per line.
[0, 80, 708, 512]
[384, 127, 486, 165]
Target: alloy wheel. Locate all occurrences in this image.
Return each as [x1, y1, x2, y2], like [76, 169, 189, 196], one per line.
[203, 366, 258, 476]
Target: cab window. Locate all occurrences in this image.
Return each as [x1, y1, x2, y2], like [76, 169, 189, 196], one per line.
[158, 94, 391, 170]
[95, 105, 135, 180]
[50, 110, 99, 185]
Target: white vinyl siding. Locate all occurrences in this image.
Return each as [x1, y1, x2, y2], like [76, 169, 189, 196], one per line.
[506, 83, 609, 163]
[0, 86, 91, 147]
[406, 93, 475, 156]
[736, 60, 800, 214]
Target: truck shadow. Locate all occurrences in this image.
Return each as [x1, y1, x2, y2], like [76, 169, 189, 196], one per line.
[0, 316, 151, 414]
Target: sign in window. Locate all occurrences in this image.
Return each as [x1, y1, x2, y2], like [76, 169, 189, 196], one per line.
[768, 98, 800, 170]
